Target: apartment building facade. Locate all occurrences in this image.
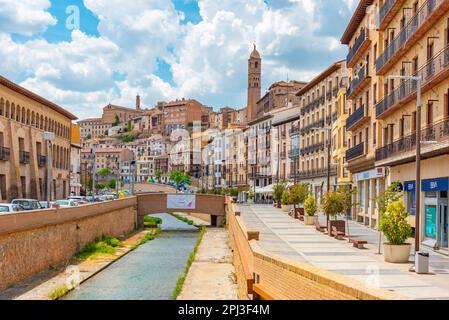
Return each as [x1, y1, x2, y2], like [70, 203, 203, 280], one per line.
[296, 61, 345, 203]
[373, 0, 449, 249]
[0, 75, 77, 202]
[341, 0, 386, 228]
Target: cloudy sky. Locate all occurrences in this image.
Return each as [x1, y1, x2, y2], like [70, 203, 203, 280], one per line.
[0, 0, 357, 119]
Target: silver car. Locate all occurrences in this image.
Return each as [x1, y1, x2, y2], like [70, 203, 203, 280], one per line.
[0, 204, 25, 214]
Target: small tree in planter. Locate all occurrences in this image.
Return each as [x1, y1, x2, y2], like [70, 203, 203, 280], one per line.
[379, 199, 413, 263]
[281, 190, 292, 212]
[273, 182, 286, 209]
[304, 196, 318, 225]
[290, 183, 309, 219]
[322, 191, 346, 236]
[248, 189, 254, 202]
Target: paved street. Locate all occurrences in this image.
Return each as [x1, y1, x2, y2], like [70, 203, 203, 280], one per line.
[237, 203, 449, 300]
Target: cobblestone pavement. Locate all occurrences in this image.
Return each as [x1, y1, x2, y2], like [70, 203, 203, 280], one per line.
[178, 228, 238, 300]
[237, 203, 449, 300]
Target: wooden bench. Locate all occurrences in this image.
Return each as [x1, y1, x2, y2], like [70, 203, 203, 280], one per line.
[350, 238, 368, 249]
[331, 226, 345, 239]
[315, 221, 327, 233]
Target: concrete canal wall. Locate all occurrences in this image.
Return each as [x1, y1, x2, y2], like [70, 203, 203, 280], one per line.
[0, 197, 137, 291]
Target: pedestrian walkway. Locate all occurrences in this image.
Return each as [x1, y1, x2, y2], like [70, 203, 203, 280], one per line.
[236, 204, 449, 300]
[178, 228, 238, 300]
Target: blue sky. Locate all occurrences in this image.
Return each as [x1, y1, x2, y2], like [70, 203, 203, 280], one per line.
[0, 0, 357, 119]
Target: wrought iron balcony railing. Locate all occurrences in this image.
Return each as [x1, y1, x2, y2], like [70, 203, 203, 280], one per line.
[301, 119, 324, 136]
[376, 117, 449, 163]
[300, 142, 325, 156]
[375, 0, 445, 73]
[346, 143, 365, 162]
[19, 150, 30, 164]
[347, 65, 369, 98]
[298, 166, 337, 179]
[346, 29, 367, 65]
[376, 44, 449, 119]
[346, 105, 367, 130]
[0, 147, 10, 161]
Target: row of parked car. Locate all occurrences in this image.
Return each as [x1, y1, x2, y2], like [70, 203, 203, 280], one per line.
[0, 194, 118, 214]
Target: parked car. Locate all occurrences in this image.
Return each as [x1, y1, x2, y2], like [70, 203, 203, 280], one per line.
[68, 196, 86, 202]
[0, 204, 25, 214]
[39, 201, 53, 209]
[11, 199, 43, 211]
[55, 199, 79, 208]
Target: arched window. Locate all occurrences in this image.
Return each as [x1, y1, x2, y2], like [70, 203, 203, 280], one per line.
[26, 109, 30, 125]
[11, 103, 16, 120]
[5, 101, 9, 118]
[0, 98, 4, 117]
[31, 111, 35, 126]
[36, 113, 39, 128]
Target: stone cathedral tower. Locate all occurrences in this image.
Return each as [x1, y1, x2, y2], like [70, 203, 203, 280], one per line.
[247, 45, 261, 122]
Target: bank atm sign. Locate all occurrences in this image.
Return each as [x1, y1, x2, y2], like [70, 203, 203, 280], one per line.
[422, 178, 449, 192]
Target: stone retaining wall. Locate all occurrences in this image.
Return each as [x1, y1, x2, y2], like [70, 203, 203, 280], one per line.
[0, 197, 137, 291]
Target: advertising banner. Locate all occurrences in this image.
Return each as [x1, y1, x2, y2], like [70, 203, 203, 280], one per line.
[167, 195, 196, 210]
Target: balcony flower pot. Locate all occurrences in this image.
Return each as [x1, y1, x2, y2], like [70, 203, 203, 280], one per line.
[383, 243, 412, 263]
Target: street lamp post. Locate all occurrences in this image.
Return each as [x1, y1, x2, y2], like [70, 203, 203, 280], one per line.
[43, 132, 55, 208]
[387, 75, 422, 253]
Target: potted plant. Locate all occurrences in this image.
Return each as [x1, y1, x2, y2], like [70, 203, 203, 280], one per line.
[247, 189, 254, 203]
[290, 183, 309, 219]
[379, 200, 412, 263]
[304, 196, 318, 225]
[273, 182, 286, 209]
[281, 190, 292, 212]
[321, 191, 346, 236]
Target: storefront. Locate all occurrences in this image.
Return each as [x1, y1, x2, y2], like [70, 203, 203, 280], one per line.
[353, 167, 386, 229]
[403, 178, 449, 250]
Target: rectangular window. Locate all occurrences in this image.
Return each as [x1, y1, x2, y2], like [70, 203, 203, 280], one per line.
[21, 176, 26, 198]
[373, 123, 377, 145]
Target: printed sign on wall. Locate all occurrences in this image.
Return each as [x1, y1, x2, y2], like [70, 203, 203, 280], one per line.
[167, 195, 196, 210]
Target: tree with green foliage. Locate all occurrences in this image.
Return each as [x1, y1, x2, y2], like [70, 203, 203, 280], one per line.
[107, 179, 117, 190]
[273, 182, 286, 208]
[98, 167, 112, 177]
[290, 183, 310, 209]
[321, 191, 345, 219]
[379, 200, 412, 245]
[113, 115, 120, 127]
[155, 170, 163, 183]
[281, 190, 290, 205]
[169, 170, 192, 190]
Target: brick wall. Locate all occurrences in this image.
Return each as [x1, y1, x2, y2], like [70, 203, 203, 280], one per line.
[227, 198, 403, 300]
[0, 197, 137, 291]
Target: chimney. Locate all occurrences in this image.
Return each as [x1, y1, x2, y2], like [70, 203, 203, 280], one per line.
[136, 94, 141, 110]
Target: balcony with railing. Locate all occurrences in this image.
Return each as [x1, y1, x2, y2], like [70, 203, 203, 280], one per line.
[346, 29, 371, 68]
[290, 127, 300, 136]
[376, 45, 449, 119]
[298, 166, 337, 179]
[301, 119, 324, 136]
[376, 117, 449, 165]
[300, 142, 325, 156]
[347, 65, 370, 99]
[289, 148, 300, 159]
[375, 0, 449, 74]
[326, 112, 338, 125]
[0, 147, 10, 161]
[301, 95, 325, 116]
[346, 143, 365, 162]
[19, 150, 30, 164]
[38, 155, 47, 167]
[346, 105, 369, 131]
[378, 0, 407, 30]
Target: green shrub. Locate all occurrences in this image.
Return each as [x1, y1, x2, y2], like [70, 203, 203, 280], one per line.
[75, 236, 121, 260]
[304, 196, 318, 217]
[379, 200, 412, 245]
[289, 184, 310, 207]
[281, 190, 290, 205]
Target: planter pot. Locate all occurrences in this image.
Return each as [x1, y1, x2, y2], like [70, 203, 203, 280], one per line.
[281, 205, 293, 212]
[305, 215, 318, 226]
[383, 243, 412, 263]
[328, 220, 346, 237]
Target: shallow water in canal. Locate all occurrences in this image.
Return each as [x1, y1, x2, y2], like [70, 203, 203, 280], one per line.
[63, 213, 198, 300]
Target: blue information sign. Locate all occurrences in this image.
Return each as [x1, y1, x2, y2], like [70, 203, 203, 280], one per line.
[422, 178, 449, 192]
